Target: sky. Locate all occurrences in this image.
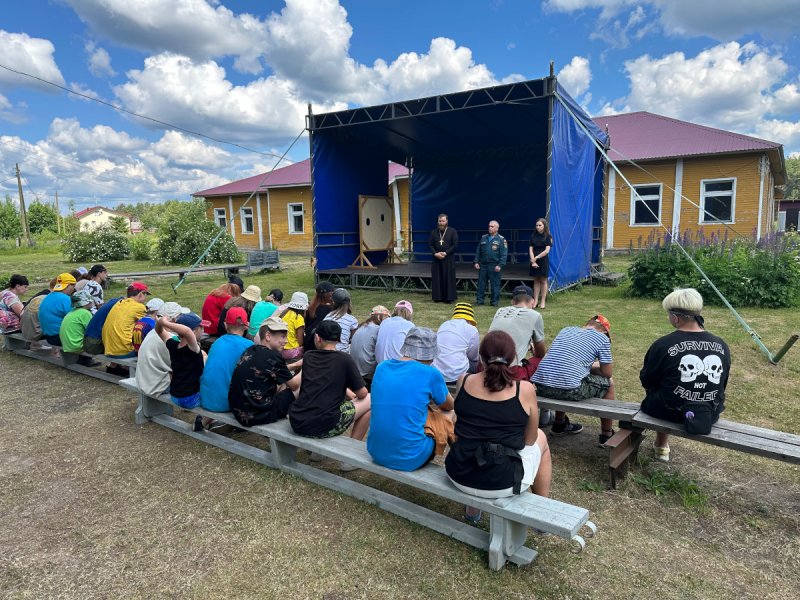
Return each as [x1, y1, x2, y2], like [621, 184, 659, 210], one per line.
[0, 0, 798, 213]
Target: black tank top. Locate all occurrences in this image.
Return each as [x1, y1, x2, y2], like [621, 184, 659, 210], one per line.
[444, 376, 529, 491]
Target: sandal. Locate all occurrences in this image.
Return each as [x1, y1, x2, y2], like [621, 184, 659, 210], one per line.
[653, 444, 671, 463]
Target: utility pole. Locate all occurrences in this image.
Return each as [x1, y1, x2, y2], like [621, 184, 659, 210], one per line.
[54, 191, 61, 234]
[15, 163, 32, 246]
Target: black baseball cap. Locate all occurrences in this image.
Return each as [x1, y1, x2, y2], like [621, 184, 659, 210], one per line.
[512, 284, 533, 297]
[315, 319, 342, 342]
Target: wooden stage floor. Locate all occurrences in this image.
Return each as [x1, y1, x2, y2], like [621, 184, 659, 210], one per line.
[318, 262, 545, 295]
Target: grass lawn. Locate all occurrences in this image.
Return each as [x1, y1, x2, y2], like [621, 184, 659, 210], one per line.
[1, 251, 798, 598]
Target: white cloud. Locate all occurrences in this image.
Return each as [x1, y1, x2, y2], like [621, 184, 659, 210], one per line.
[112, 53, 340, 144]
[0, 93, 27, 124]
[66, 0, 268, 74]
[0, 119, 266, 209]
[0, 30, 65, 91]
[85, 41, 116, 77]
[543, 0, 800, 41]
[558, 56, 592, 97]
[601, 42, 800, 152]
[68, 82, 103, 101]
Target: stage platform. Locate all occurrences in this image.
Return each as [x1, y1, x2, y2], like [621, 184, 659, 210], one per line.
[317, 262, 598, 295]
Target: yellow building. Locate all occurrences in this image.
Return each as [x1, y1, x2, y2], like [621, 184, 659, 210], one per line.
[194, 159, 409, 252]
[594, 112, 786, 249]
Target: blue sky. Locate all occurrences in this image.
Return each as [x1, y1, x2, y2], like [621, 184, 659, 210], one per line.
[0, 0, 798, 212]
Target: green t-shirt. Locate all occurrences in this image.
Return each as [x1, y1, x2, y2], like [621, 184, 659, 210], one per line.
[59, 307, 93, 353]
[247, 301, 278, 336]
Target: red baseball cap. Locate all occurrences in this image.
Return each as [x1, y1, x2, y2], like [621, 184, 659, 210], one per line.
[128, 281, 151, 295]
[593, 314, 611, 337]
[225, 306, 249, 326]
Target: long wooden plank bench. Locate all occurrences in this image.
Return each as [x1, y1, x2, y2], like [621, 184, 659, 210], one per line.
[3, 332, 138, 383]
[537, 395, 800, 487]
[119, 378, 597, 571]
[108, 263, 248, 283]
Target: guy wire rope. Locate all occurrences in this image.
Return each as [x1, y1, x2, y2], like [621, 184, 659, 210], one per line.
[554, 92, 798, 364]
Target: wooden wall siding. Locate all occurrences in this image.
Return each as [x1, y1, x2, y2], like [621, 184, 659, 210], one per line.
[609, 161, 676, 249]
[606, 154, 769, 249]
[203, 180, 413, 253]
[267, 187, 313, 251]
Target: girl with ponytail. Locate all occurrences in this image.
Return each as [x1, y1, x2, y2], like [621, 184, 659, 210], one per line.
[445, 330, 552, 522]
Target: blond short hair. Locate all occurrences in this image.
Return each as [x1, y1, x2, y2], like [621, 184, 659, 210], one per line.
[662, 288, 703, 314]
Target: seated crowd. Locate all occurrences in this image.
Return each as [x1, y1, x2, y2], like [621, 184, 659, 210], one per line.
[2, 268, 730, 519]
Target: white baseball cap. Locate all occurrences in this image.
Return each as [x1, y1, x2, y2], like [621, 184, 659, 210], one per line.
[158, 301, 190, 318]
[146, 298, 165, 312]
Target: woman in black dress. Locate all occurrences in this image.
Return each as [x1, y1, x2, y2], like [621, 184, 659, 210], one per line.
[528, 218, 553, 309]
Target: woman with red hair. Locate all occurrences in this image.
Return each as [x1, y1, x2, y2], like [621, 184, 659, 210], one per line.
[201, 283, 241, 336]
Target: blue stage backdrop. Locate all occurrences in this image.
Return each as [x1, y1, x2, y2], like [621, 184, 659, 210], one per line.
[309, 77, 608, 289]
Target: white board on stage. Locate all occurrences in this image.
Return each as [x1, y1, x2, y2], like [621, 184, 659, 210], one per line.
[359, 195, 394, 251]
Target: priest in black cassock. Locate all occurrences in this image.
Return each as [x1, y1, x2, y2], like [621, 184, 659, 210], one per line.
[428, 214, 459, 303]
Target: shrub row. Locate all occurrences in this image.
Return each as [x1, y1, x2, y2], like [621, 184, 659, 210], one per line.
[628, 231, 800, 308]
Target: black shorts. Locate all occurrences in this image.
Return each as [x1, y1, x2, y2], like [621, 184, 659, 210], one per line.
[44, 334, 62, 347]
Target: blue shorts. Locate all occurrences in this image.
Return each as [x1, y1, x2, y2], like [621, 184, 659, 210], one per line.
[171, 392, 201, 409]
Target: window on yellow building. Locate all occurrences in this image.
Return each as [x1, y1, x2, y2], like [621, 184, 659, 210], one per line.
[631, 184, 661, 226]
[214, 208, 227, 228]
[241, 207, 254, 234]
[288, 203, 304, 234]
[700, 178, 736, 224]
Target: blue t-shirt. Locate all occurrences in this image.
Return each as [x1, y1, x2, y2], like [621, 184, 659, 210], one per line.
[38, 292, 73, 336]
[200, 334, 253, 411]
[367, 359, 448, 471]
[85, 297, 123, 339]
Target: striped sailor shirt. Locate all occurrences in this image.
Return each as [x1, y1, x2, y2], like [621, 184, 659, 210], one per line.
[532, 326, 612, 390]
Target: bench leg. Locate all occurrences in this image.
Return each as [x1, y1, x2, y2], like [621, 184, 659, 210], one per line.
[135, 393, 173, 425]
[606, 428, 643, 489]
[488, 514, 536, 571]
[270, 439, 298, 467]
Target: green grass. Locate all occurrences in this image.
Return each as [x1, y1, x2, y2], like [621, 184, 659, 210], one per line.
[1, 249, 799, 598]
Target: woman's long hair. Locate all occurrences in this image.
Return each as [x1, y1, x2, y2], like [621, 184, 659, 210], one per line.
[307, 289, 332, 321]
[479, 330, 516, 393]
[353, 312, 388, 335]
[209, 283, 241, 299]
[535, 217, 551, 238]
[224, 294, 255, 315]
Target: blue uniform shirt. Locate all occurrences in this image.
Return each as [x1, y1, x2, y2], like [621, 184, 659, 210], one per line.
[474, 233, 508, 266]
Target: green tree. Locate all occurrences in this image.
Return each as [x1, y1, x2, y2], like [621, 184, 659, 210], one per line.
[0, 195, 22, 239]
[109, 215, 130, 234]
[154, 199, 240, 265]
[27, 201, 58, 234]
[785, 156, 800, 200]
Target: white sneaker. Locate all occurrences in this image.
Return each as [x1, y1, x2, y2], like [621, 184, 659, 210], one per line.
[653, 444, 671, 463]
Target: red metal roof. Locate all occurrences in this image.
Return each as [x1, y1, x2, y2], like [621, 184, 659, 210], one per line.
[73, 206, 130, 219]
[592, 111, 781, 163]
[194, 158, 409, 197]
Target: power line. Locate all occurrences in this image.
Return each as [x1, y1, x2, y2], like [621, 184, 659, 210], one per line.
[0, 62, 293, 161]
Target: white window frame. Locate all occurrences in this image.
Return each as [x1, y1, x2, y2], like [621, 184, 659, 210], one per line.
[240, 207, 254, 234]
[629, 183, 663, 227]
[288, 203, 304, 234]
[699, 177, 737, 225]
[213, 207, 227, 229]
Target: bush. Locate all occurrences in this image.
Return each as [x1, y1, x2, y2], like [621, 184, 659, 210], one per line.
[154, 199, 240, 265]
[61, 225, 131, 262]
[628, 231, 800, 308]
[129, 232, 155, 261]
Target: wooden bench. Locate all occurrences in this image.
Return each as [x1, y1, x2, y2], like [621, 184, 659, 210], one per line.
[119, 378, 597, 571]
[108, 263, 248, 283]
[3, 332, 138, 383]
[246, 250, 280, 272]
[537, 395, 800, 487]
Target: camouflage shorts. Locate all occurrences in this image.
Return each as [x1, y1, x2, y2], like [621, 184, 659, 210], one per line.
[314, 400, 356, 438]
[535, 374, 611, 401]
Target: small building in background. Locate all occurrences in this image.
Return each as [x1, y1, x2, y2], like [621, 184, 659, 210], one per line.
[74, 206, 135, 232]
[194, 159, 409, 252]
[594, 112, 787, 249]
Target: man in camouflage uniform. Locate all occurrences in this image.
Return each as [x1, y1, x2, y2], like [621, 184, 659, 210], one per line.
[473, 220, 508, 306]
